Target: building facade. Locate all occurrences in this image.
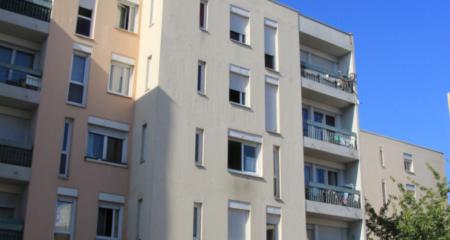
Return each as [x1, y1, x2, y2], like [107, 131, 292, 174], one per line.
[0, 1, 444, 240]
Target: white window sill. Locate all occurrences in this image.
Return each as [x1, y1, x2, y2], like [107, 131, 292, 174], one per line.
[114, 27, 139, 36]
[228, 169, 263, 180]
[200, 28, 209, 33]
[406, 170, 415, 175]
[107, 90, 133, 99]
[66, 101, 86, 108]
[266, 130, 282, 137]
[230, 39, 252, 49]
[75, 33, 95, 42]
[230, 102, 252, 111]
[197, 92, 208, 98]
[265, 67, 280, 76]
[85, 157, 128, 169]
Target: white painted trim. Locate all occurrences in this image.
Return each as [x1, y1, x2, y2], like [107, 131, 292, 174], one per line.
[88, 116, 130, 132]
[73, 42, 93, 54]
[112, 53, 135, 66]
[122, 0, 139, 4]
[228, 129, 262, 143]
[57, 187, 78, 197]
[229, 200, 250, 211]
[265, 75, 279, 86]
[230, 65, 250, 77]
[99, 192, 126, 204]
[264, 18, 278, 28]
[230, 5, 250, 18]
[267, 206, 281, 215]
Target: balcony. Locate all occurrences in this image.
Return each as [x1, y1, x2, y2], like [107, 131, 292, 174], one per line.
[301, 64, 354, 93]
[0, 63, 41, 108]
[0, 0, 50, 22]
[303, 121, 358, 162]
[305, 182, 363, 220]
[0, 141, 32, 181]
[0, 219, 23, 240]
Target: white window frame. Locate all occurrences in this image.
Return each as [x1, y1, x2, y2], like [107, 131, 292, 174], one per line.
[86, 125, 128, 165]
[193, 202, 202, 240]
[197, 60, 206, 94]
[54, 196, 77, 240]
[264, 19, 278, 71]
[108, 60, 134, 97]
[67, 51, 90, 106]
[117, 0, 138, 32]
[195, 128, 204, 166]
[228, 138, 261, 176]
[229, 5, 250, 45]
[229, 65, 250, 107]
[59, 119, 73, 178]
[76, 0, 96, 38]
[0, 44, 37, 82]
[199, 0, 208, 30]
[307, 163, 340, 186]
[403, 153, 414, 173]
[96, 202, 123, 240]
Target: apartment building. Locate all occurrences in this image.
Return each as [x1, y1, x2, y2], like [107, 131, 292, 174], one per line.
[0, 1, 444, 240]
[360, 131, 445, 212]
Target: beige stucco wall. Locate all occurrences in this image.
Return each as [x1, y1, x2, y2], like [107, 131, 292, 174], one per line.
[22, 0, 140, 239]
[360, 131, 445, 211]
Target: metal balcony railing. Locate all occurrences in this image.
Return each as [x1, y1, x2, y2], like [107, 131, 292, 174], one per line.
[301, 64, 354, 94]
[305, 182, 361, 209]
[0, 0, 51, 22]
[0, 219, 23, 240]
[0, 62, 42, 91]
[303, 121, 357, 150]
[0, 142, 32, 167]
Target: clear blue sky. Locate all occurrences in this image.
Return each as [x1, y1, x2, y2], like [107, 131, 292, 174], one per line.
[280, 0, 450, 177]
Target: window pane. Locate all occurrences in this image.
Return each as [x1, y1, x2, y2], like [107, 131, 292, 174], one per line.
[78, 6, 92, 18]
[265, 54, 274, 69]
[59, 154, 67, 175]
[228, 209, 248, 240]
[54, 200, 73, 233]
[10, 70, 28, 84]
[88, 133, 104, 159]
[316, 168, 325, 184]
[62, 123, 70, 151]
[0, 46, 12, 63]
[76, 17, 91, 36]
[328, 171, 338, 186]
[118, 4, 129, 29]
[199, 2, 205, 28]
[71, 55, 86, 83]
[304, 165, 311, 183]
[68, 83, 84, 104]
[114, 208, 120, 237]
[266, 224, 275, 240]
[97, 207, 113, 237]
[314, 112, 323, 123]
[243, 145, 256, 172]
[106, 137, 123, 163]
[229, 89, 241, 104]
[228, 140, 242, 171]
[325, 115, 336, 127]
[14, 51, 33, 68]
[0, 66, 9, 82]
[230, 31, 240, 41]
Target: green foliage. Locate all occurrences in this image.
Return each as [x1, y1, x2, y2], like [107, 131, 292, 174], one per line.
[365, 164, 450, 240]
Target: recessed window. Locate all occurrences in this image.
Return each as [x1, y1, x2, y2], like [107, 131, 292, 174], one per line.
[229, 67, 250, 106]
[301, 49, 339, 76]
[0, 45, 37, 89]
[313, 164, 339, 186]
[145, 56, 151, 91]
[266, 212, 280, 240]
[136, 199, 143, 240]
[197, 61, 206, 94]
[228, 203, 250, 240]
[117, 1, 138, 32]
[109, 61, 133, 96]
[76, 0, 95, 37]
[87, 125, 127, 165]
[228, 139, 259, 175]
[405, 184, 416, 197]
[379, 146, 385, 167]
[265, 78, 279, 132]
[199, 0, 208, 30]
[264, 19, 278, 70]
[54, 197, 76, 240]
[193, 202, 202, 240]
[230, 6, 250, 45]
[273, 146, 281, 199]
[149, 0, 154, 26]
[403, 153, 414, 173]
[96, 203, 123, 239]
[382, 179, 387, 205]
[140, 123, 147, 163]
[59, 119, 73, 177]
[195, 128, 204, 166]
[68, 52, 89, 105]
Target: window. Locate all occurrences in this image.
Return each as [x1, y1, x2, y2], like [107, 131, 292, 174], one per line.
[193, 202, 202, 240]
[96, 203, 123, 240]
[382, 179, 387, 205]
[117, 1, 138, 32]
[264, 19, 277, 70]
[266, 212, 280, 240]
[195, 128, 204, 165]
[379, 146, 385, 167]
[140, 124, 147, 163]
[313, 165, 339, 186]
[230, 6, 250, 45]
[149, 0, 154, 26]
[306, 224, 315, 240]
[265, 79, 279, 132]
[54, 197, 76, 240]
[59, 119, 73, 177]
[68, 52, 89, 105]
[197, 61, 206, 94]
[109, 61, 133, 96]
[273, 146, 280, 199]
[76, 0, 95, 37]
[0, 45, 36, 88]
[327, 171, 338, 186]
[199, 0, 208, 30]
[301, 49, 339, 76]
[87, 125, 127, 165]
[403, 153, 414, 173]
[316, 167, 325, 184]
[145, 56, 151, 91]
[229, 67, 249, 106]
[228, 139, 259, 174]
[304, 164, 312, 184]
[228, 203, 250, 240]
[405, 184, 416, 197]
[136, 199, 143, 240]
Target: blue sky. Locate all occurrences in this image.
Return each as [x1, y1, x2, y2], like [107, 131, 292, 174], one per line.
[279, 0, 450, 177]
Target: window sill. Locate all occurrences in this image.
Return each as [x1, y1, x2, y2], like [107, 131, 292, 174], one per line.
[58, 175, 69, 180]
[406, 170, 415, 175]
[66, 101, 86, 108]
[107, 90, 133, 99]
[195, 163, 206, 169]
[266, 67, 280, 76]
[199, 28, 209, 34]
[230, 102, 252, 112]
[114, 27, 139, 36]
[85, 157, 128, 169]
[230, 39, 252, 49]
[228, 169, 264, 181]
[197, 92, 208, 98]
[75, 33, 95, 42]
[266, 130, 282, 138]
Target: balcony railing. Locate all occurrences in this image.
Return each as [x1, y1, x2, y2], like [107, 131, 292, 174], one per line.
[0, 219, 23, 240]
[0, 62, 42, 91]
[305, 182, 361, 209]
[301, 64, 354, 94]
[303, 121, 357, 150]
[0, 0, 51, 22]
[0, 141, 32, 167]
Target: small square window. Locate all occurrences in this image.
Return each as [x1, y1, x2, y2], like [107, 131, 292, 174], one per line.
[109, 61, 133, 96]
[87, 125, 127, 165]
[230, 6, 250, 45]
[228, 139, 259, 175]
[96, 203, 123, 239]
[229, 71, 249, 106]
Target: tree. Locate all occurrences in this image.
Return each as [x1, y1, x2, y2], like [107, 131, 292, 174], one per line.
[365, 164, 450, 240]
